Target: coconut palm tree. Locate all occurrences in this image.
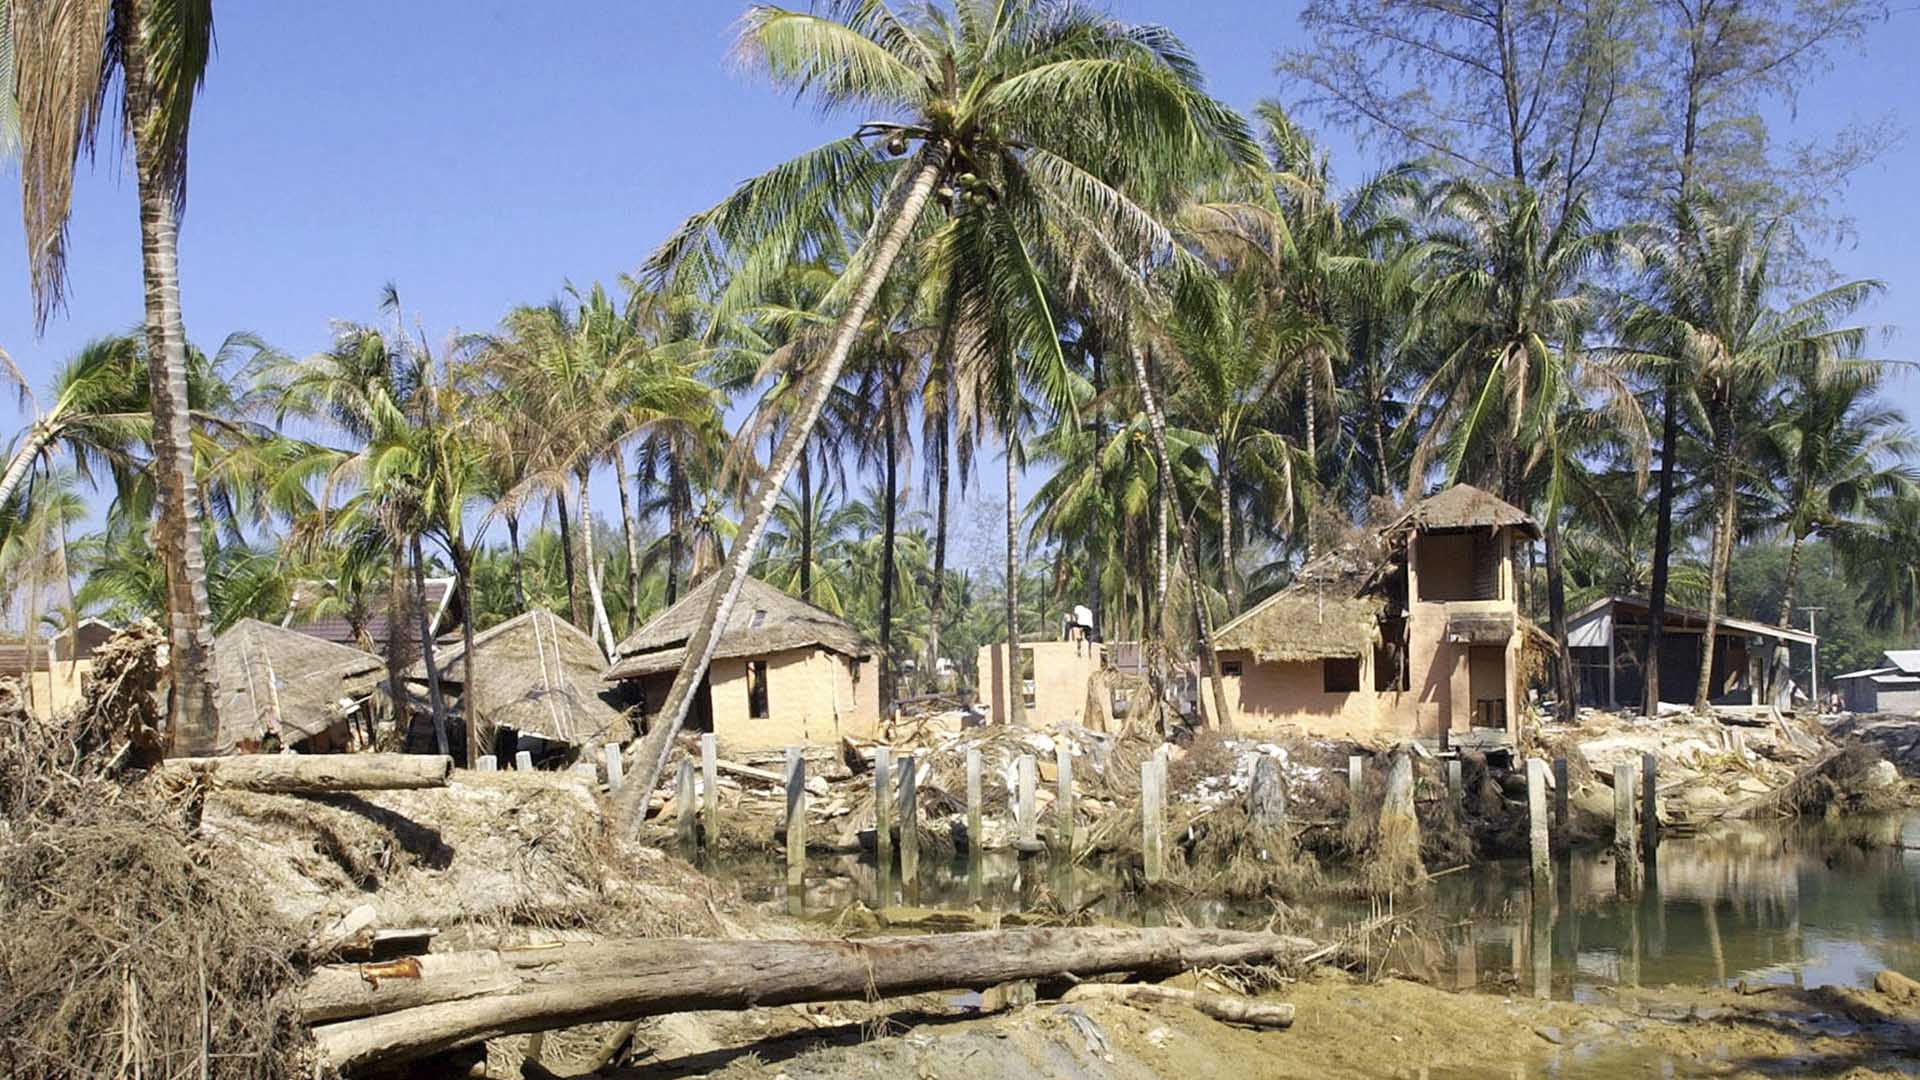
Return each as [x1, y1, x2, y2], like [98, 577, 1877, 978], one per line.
[619, 0, 1256, 806]
[1618, 202, 1881, 709]
[7, 0, 223, 753]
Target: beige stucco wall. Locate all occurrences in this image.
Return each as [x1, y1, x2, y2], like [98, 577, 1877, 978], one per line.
[707, 647, 878, 753]
[978, 640, 1103, 727]
[1199, 648, 1400, 739]
[22, 661, 90, 719]
[1397, 527, 1522, 741]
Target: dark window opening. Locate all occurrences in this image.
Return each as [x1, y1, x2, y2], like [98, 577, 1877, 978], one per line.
[1222, 660, 1244, 678]
[747, 660, 770, 719]
[1324, 657, 1360, 693]
[1019, 646, 1037, 709]
[749, 608, 768, 628]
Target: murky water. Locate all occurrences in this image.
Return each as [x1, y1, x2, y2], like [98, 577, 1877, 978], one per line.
[711, 812, 1920, 997]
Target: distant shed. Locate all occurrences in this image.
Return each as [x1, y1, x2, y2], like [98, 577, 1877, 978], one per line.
[1833, 650, 1920, 715]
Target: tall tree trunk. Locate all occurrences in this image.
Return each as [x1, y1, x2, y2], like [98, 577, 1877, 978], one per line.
[1768, 528, 1808, 702]
[615, 451, 642, 634]
[1089, 350, 1107, 635]
[124, 20, 219, 755]
[615, 149, 944, 822]
[1693, 416, 1738, 711]
[1130, 344, 1235, 733]
[0, 424, 55, 512]
[577, 468, 617, 657]
[797, 449, 815, 602]
[556, 490, 581, 628]
[666, 465, 686, 605]
[23, 561, 38, 716]
[1218, 444, 1240, 613]
[879, 392, 898, 717]
[505, 512, 528, 615]
[412, 535, 451, 757]
[1546, 509, 1576, 723]
[1643, 374, 1681, 714]
[385, 551, 411, 734]
[1302, 360, 1319, 558]
[925, 414, 949, 689]
[452, 537, 479, 766]
[1005, 430, 1028, 729]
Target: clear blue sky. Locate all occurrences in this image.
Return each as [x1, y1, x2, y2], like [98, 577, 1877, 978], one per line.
[1, 1, 1914, 562]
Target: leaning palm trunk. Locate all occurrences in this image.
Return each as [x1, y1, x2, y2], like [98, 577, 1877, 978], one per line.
[412, 535, 451, 756]
[0, 423, 55, 513]
[577, 468, 617, 656]
[1130, 345, 1235, 733]
[1694, 432, 1740, 711]
[1005, 428, 1028, 729]
[615, 452, 643, 631]
[615, 150, 945, 823]
[125, 22, 220, 755]
[1545, 511, 1576, 723]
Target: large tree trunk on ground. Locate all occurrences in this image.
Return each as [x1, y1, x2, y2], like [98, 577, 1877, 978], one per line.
[125, 21, 220, 756]
[412, 535, 451, 756]
[158, 753, 452, 793]
[1644, 375, 1681, 714]
[614, 151, 945, 826]
[1546, 511, 1577, 722]
[306, 926, 1313, 1073]
[1129, 344, 1235, 733]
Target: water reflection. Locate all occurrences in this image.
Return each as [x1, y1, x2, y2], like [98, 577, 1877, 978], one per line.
[731, 812, 1920, 995]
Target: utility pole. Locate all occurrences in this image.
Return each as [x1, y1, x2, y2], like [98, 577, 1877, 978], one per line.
[1800, 607, 1826, 705]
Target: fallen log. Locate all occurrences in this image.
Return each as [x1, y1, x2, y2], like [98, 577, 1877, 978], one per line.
[156, 753, 452, 793]
[307, 927, 1315, 1073]
[1060, 983, 1296, 1028]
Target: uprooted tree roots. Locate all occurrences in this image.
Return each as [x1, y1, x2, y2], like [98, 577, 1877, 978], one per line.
[0, 695, 309, 1080]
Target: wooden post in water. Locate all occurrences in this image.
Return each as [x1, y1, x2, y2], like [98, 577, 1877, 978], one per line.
[898, 754, 919, 900]
[784, 747, 806, 904]
[675, 759, 697, 848]
[476, 755, 497, 773]
[966, 747, 983, 856]
[1055, 743, 1075, 855]
[1016, 754, 1039, 849]
[1446, 758, 1462, 805]
[1613, 761, 1641, 897]
[873, 747, 894, 865]
[603, 744, 623, 792]
[1348, 754, 1364, 820]
[1526, 758, 1552, 891]
[514, 750, 533, 772]
[1641, 752, 1658, 853]
[1552, 758, 1569, 850]
[1141, 756, 1166, 883]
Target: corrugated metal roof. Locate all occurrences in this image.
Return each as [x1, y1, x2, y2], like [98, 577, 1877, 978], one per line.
[1883, 649, 1920, 675]
[1564, 596, 1816, 646]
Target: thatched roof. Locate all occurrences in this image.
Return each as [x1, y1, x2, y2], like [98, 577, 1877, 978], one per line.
[1214, 584, 1383, 663]
[408, 609, 629, 746]
[215, 618, 383, 751]
[606, 575, 871, 681]
[1386, 483, 1541, 539]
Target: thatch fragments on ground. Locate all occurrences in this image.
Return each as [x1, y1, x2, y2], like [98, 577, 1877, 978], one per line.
[604, 574, 870, 680]
[410, 609, 631, 747]
[216, 618, 382, 753]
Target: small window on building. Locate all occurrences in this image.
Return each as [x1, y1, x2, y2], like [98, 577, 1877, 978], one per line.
[749, 609, 768, 629]
[1324, 657, 1360, 693]
[1222, 660, 1244, 678]
[747, 660, 770, 719]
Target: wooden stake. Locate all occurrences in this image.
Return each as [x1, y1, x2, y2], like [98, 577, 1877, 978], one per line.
[874, 747, 894, 864]
[899, 754, 919, 900]
[785, 747, 806, 900]
[1142, 757, 1165, 884]
[700, 733, 718, 832]
[603, 744, 623, 792]
[514, 750, 533, 772]
[1526, 758, 1552, 891]
[1348, 754, 1364, 820]
[1017, 754, 1038, 847]
[1641, 752, 1658, 852]
[966, 747, 983, 856]
[1613, 761, 1641, 897]
[1446, 758, 1462, 805]
[1055, 742, 1074, 854]
[675, 759, 697, 848]
[476, 755, 497, 773]
[1552, 757, 1569, 849]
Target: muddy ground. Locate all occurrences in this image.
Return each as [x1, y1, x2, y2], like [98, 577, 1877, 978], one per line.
[582, 970, 1920, 1079]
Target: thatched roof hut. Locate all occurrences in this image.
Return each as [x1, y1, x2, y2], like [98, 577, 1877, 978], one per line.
[1213, 589, 1383, 662]
[215, 618, 383, 752]
[1384, 483, 1540, 539]
[408, 609, 630, 746]
[605, 575, 871, 681]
